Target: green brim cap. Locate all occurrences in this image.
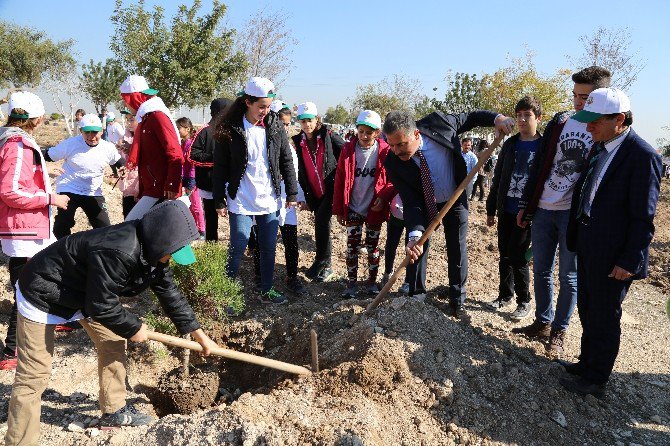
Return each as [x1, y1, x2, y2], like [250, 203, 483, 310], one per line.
[141, 88, 159, 95]
[572, 110, 602, 123]
[298, 113, 316, 120]
[356, 121, 379, 130]
[237, 90, 276, 98]
[171, 244, 196, 265]
[80, 126, 103, 132]
[120, 109, 131, 115]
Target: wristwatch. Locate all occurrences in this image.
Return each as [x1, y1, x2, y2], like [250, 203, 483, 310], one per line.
[408, 235, 420, 243]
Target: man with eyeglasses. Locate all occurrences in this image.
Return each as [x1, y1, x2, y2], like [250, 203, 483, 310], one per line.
[43, 113, 124, 239]
[513, 66, 612, 358]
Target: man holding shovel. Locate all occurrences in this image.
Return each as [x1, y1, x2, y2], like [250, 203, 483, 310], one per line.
[5, 198, 218, 446]
[383, 110, 515, 317]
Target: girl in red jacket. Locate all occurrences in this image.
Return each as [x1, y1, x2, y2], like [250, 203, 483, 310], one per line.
[333, 110, 395, 298]
[0, 92, 70, 369]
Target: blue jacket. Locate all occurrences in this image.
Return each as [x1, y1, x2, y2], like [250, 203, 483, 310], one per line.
[567, 128, 661, 279]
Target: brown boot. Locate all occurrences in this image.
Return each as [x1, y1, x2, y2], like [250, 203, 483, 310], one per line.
[511, 319, 551, 338]
[546, 327, 566, 358]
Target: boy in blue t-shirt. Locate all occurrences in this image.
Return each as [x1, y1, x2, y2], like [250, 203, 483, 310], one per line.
[485, 96, 543, 321]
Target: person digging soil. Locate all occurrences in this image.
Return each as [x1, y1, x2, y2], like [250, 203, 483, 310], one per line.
[4, 198, 218, 446]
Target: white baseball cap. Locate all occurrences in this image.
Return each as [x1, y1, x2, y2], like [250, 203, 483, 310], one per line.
[297, 102, 318, 120]
[270, 100, 288, 113]
[106, 112, 116, 122]
[79, 114, 103, 132]
[119, 75, 158, 95]
[238, 77, 276, 98]
[573, 88, 631, 123]
[355, 110, 382, 130]
[8, 91, 45, 119]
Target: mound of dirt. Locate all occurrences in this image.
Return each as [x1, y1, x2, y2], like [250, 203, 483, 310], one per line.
[155, 364, 220, 416]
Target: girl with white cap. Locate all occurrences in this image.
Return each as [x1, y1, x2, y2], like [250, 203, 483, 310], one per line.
[332, 110, 395, 297]
[0, 91, 70, 370]
[291, 102, 345, 282]
[212, 77, 299, 304]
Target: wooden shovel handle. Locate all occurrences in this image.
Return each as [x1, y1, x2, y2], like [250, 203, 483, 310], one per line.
[147, 330, 312, 376]
[364, 133, 505, 314]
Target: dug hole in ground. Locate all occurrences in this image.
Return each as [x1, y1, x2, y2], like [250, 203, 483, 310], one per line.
[0, 122, 668, 445]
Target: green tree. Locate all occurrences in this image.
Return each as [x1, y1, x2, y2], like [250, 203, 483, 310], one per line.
[324, 104, 351, 126]
[80, 59, 128, 113]
[478, 51, 570, 128]
[110, 0, 248, 109]
[431, 72, 484, 114]
[350, 75, 423, 120]
[0, 21, 75, 89]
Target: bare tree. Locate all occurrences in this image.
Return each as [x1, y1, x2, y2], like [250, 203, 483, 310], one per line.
[567, 26, 646, 90]
[40, 54, 83, 136]
[235, 7, 297, 87]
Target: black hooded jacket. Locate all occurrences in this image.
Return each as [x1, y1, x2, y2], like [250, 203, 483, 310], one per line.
[18, 200, 201, 339]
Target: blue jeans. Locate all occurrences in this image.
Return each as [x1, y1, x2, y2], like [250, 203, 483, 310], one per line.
[227, 211, 280, 293]
[531, 208, 578, 330]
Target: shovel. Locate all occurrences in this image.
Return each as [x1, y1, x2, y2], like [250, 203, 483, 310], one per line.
[147, 330, 312, 376]
[362, 133, 505, 316]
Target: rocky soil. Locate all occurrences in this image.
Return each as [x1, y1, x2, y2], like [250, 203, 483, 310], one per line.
[0, 122, 667, 445]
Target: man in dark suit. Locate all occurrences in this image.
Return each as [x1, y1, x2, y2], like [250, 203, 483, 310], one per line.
[383, 110, 514, 316]
[559, 88, 661, 397]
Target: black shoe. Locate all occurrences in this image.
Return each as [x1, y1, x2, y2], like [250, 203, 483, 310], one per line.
[314, 267, 335, 283]
[559, 376, 605, 398]
[554, 359, 583, 376]
[486, 297, 514, 311]
[99, 405, 156, 429]
[446, 302, 465, 319]
[305, 261, 322, 280]
[286, 276, 306, 296]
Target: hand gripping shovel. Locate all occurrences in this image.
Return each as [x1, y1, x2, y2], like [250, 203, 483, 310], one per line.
[362, 133, 505, 317]
[147, 330, 312, 376]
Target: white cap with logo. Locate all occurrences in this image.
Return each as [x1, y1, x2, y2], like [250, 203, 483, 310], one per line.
[106, 112, 116, 122]
[119, 75, 159, 95]
[355, 110, 382, 130]
[297, 102, 318, 120]
[8, 91, 45, 119]
[239, 77, 276, 98]
[573, 88, 631, 123]
[79, 114, 103, 132]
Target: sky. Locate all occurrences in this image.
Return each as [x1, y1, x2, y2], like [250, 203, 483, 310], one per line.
[1, 0, 669, 145]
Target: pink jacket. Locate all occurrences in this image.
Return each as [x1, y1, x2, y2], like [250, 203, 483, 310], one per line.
[0, 133, 54, 239]
[332, 137, 395, 226]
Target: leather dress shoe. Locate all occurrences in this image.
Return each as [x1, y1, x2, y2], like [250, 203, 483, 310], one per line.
[559, 376, 606, 398]
[553, 359, 583, 376]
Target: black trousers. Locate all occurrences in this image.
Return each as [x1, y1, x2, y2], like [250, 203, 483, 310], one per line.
[122, 196, 136, 219]
[3, 257, 28, 354]
[312, 194, 333, 267]
[410, 202, 468, 304]
[202, 198, 219, 241]
[253, 224, 299, 279]
[576, 225, 632, 384]
[53, 193, 111, 239]
[470, 176, 485, 201]
[497, 211, 532, 304]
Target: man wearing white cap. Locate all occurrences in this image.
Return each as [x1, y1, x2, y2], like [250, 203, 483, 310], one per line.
[119, 75, 184, 220]
[558, 88, 662, 397]
[44, 113, 123, 239]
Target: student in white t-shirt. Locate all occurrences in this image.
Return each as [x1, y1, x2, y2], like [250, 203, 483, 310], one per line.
[514, 66, 612, 358]
[212, 77, 299, 305]
[44, 113, 124, 239]
[332, 110, 395, 298]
